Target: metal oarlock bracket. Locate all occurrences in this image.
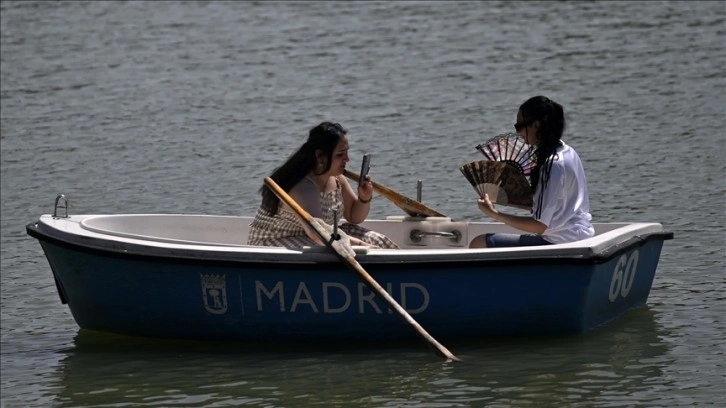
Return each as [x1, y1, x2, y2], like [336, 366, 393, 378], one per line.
[53, 194, 69, 218]
[410, 229, 462, 244]
[332, 210, 341, 241]
[416, 180, 422, 202]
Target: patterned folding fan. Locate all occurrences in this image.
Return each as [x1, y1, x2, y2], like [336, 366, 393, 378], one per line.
[475, 133, 536, 177]
[459, 160, 533, 209]
[460, 133, 537, 209]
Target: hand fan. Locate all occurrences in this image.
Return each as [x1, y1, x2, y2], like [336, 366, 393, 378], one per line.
[459, 160, 533, 209]
[475, 133, 536, 177]
[460, 133, 537, 209]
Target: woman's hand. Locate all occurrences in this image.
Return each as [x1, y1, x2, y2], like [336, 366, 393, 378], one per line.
[350, 236, 380, 248]
[477, 194, 499, 220]
[477, 194, 546, 233]
[339, 174, 369, 224]
[356, 175, 373, 203]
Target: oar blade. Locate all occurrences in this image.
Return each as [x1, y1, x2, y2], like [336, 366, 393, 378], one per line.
[343, 169, 446, 218]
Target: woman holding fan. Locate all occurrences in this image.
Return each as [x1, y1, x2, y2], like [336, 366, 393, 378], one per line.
[469, 95, 594, 248]
[248, 121, 399, 249]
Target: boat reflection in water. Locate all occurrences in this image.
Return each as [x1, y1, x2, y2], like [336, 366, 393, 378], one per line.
[48, 307, 670, 407]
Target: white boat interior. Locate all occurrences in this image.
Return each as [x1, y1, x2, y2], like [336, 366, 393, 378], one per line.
[33, 213, 669, 263]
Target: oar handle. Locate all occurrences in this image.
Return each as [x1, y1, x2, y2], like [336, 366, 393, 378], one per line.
[343, 169, 447, 218]
[263, 177, 459, 362]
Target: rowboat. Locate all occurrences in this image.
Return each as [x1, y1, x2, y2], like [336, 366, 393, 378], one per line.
[26, 192, 673, 350]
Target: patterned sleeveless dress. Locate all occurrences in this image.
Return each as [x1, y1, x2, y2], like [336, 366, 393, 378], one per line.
[247, 176, 399, 249]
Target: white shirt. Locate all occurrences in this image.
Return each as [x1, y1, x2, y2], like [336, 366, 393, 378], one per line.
[533, 142, 595, 244]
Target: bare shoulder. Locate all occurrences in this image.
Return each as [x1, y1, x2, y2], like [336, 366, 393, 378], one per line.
[336, 174, 351, 187]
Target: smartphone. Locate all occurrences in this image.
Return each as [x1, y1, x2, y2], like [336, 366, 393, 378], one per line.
[359, 154, 371, 186]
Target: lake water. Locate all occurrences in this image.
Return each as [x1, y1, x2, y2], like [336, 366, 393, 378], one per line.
[1, 1, 724, 407]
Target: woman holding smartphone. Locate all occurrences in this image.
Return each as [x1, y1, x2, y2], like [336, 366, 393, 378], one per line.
[248, 122, 399, 249]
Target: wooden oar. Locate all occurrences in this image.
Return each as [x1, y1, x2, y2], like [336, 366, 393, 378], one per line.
[264, 177, 459, 362]
[343, 169, 447, 218]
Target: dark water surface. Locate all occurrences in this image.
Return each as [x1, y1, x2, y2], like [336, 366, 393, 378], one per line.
[2, 1, 724, 407]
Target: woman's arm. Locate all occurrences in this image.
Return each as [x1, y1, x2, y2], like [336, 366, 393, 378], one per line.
[340, 175, 372, 224]
[477, 195, 547, 234]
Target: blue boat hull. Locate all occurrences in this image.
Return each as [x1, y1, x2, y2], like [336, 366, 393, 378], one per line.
[34, 228, 667, 343]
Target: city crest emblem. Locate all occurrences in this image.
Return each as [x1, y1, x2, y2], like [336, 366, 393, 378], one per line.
[200, 273, 228, 314]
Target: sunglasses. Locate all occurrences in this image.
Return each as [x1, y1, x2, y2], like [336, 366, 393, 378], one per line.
[514, 120, 532, 131]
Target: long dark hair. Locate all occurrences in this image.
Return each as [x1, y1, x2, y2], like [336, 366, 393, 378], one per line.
[519, 96, 565, 217]
[259, 122, 347, 215]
